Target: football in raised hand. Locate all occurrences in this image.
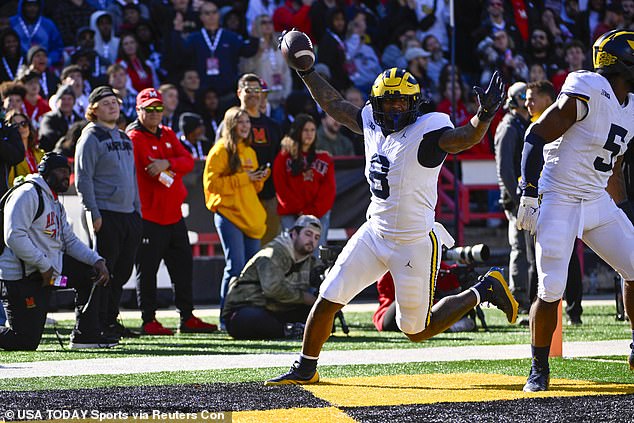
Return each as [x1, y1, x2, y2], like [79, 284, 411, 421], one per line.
[280, 30, 315, 71]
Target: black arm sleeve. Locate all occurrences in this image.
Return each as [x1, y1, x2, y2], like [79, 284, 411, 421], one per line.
[417, 127, 451, 168]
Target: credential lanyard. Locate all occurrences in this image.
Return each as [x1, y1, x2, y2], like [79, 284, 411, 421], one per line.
[202, 28, 222, 56]
[19, 17, 42, 45]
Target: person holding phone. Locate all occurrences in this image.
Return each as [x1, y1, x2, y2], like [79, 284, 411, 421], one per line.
[203, 106, 270, 328]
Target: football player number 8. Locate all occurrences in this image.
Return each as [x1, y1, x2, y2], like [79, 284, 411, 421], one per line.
[369, 153, 390, 199]
[593, 123, 627, 172]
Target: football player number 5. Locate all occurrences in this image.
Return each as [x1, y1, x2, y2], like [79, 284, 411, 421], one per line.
[369, 153, 390, 199]
[593, 123, 627, 172]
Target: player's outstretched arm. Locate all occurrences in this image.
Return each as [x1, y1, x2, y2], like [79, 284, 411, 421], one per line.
[438, 71, 504, 153]
[299, 71, 363, 134]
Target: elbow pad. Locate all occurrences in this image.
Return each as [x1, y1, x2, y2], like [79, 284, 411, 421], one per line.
[520, 131, 546, 197]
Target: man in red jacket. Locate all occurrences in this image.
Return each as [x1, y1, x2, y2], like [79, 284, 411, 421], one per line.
[127, 88, 217, 335]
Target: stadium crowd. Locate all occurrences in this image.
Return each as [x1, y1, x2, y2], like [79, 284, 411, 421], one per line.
[1, 0, 633, 347]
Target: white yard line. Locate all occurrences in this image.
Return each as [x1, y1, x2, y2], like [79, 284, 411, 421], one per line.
[0, 340, 630, 380]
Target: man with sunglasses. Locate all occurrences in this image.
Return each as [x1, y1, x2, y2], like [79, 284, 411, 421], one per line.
[126, 88, 217, 335]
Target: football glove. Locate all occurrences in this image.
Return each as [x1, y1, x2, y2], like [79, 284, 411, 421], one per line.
[473, 70, 504, 121]
[516, 196, 539, 235]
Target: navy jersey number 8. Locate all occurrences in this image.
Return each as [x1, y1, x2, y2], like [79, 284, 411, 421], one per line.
[369, 153, 390, 199]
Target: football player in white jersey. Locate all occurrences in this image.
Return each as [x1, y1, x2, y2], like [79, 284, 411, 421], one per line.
[266, 31, 519, 386]
[517, 30, 634, 392]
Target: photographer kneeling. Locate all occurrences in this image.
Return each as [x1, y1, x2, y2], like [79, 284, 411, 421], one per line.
[0, 153, 109, 351]
[222, 215, 321, 340]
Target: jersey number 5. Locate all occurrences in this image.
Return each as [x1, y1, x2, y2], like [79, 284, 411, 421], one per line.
[593, 123, 627, 173]
[369, 153, 390, 199]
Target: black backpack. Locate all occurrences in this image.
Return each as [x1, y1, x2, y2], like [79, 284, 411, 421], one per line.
[0, 180, 44, 256]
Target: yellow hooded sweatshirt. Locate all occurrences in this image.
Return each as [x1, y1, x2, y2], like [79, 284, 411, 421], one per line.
[203, 139, 267, 239]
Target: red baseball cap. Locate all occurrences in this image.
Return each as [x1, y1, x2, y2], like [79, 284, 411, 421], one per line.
[136, 88, 163, 108]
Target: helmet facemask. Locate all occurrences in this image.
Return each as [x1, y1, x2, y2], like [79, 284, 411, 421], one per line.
[369, 68, 424, 133]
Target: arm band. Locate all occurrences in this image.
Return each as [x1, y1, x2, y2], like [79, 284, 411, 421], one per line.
[520, 131, 546, 197]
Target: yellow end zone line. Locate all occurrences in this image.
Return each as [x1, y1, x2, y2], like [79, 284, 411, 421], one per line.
[302, 373, 634, 407]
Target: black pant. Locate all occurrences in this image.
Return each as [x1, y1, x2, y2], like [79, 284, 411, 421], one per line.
[225, 305, 311, 340]
[0, 275, 50, 351]
[526, 234, 583, 319]
[96, 210, 142, 327]
[135, 218, 194, 323]
[66, 255, 106, 337]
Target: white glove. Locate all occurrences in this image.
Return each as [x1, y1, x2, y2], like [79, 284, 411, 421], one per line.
[516, 196, 539, 235]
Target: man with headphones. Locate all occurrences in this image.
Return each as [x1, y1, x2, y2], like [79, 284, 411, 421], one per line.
[494, 82, 532, 314]
[0, 153, 110, 351]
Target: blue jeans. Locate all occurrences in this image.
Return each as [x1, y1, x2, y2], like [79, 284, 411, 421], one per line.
[280, 211, 331, 255]
[214, 213, 260, 311]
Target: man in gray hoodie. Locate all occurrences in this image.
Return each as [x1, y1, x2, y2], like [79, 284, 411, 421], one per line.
[0, 153, 109, 351]
[75, 85, 142, 342]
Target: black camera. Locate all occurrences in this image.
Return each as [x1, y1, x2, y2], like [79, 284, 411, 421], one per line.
[443, 244, 490, 265]
[318, 245, 342, 265]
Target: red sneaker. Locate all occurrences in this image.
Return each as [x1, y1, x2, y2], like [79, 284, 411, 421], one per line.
[179, 315, 218, 333]
[141, 319, 174, 336]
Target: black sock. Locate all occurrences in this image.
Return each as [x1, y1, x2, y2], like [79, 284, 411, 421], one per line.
[531, 345, 550, 371]
[297, 355, 318, 375]
[631, 330, 634, 348]
[473, 279, 492, 303]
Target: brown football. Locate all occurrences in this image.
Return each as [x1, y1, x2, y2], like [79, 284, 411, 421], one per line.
[280, 30, 315, 71]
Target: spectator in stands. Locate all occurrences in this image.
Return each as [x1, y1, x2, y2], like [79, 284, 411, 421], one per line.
[0, 82, 26, 115]
[315, 112, 353, 157]
[624, 0, 634, 30]
[404, 47, 436, 106]
[74, 85, 142, 342]
[413, 0, 449, 53]
[60, 65, 90, 118]
[203, 106, 270, 326]
[273, 0, 314, 41]
[541, 6, 575, 57]
[551, 39, 588, 92]
[345, 10, 382, 94]
[135, 20, 165, 83]
[117, 32, 158, 92]
[176, 69, 201, 115]
[0, 109, 24, 198]
[159, 83, 179, 131]
[317, 8, 352, 92]
[106, 0, 150, 35]
[274, 113, 335, 247]
[18, 68, 50, 131]
[422, 34, 448, 93]
[39, 85, 82, 153]
[380, 24, 417, 70]
[126, 87, 217, 335]
[170, 1, 259, 99]
[50, 0, 95, 47]
[200, 86, 221, 142]
[528, 62, 548, 82]
[178, 112, 210, 160]
[378, 1, 418, 55]
[525, 27, 561, 78]
[26, 46, 59, 100]
[472, 0, 524, 53]
[107, 63, 137, 123]
[241, 14, 292, 124]
[341, 86, 364, 155]
[594, 3, 625, 43]
[222, 7, 248, 38]
[70, 27, 108, 88]
[119, 3, 143, 34]
[309, 0, 345, 46]
[90, 11, 119, 66]
[222, 214, 320, 340]
[4, 110, 44, 187]
[493, 82, 531, 312]
[0, 29, 24, 83]
[10, 0, 64, 66]
[0, 153, 109, 351]
[477, 29, 528, 86]
[436, 77, 470, 129]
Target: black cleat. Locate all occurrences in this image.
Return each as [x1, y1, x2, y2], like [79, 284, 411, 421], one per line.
[480, 267, 519, 324]
[523, 366, 550, 392]
[629, 343, 634, 370]
[264, 361, 319, 386]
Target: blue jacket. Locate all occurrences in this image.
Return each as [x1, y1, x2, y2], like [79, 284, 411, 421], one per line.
[171, 28, 259, 96]
[10, 0, 64, 65]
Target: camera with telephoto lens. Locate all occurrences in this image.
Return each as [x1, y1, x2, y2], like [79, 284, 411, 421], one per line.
[312, 245, 348, 334]
[443, 244, 490, 265]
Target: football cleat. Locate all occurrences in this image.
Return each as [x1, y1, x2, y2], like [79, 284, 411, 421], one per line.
[523, 366, 550, 392]
[480, 267, 519, 324]
[264, 361, 319, 386]
[629, 343, 634, 370]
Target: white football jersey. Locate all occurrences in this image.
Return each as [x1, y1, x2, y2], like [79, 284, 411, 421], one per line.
[539, 71, 634, 199]
[361, 104, 454, 241]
